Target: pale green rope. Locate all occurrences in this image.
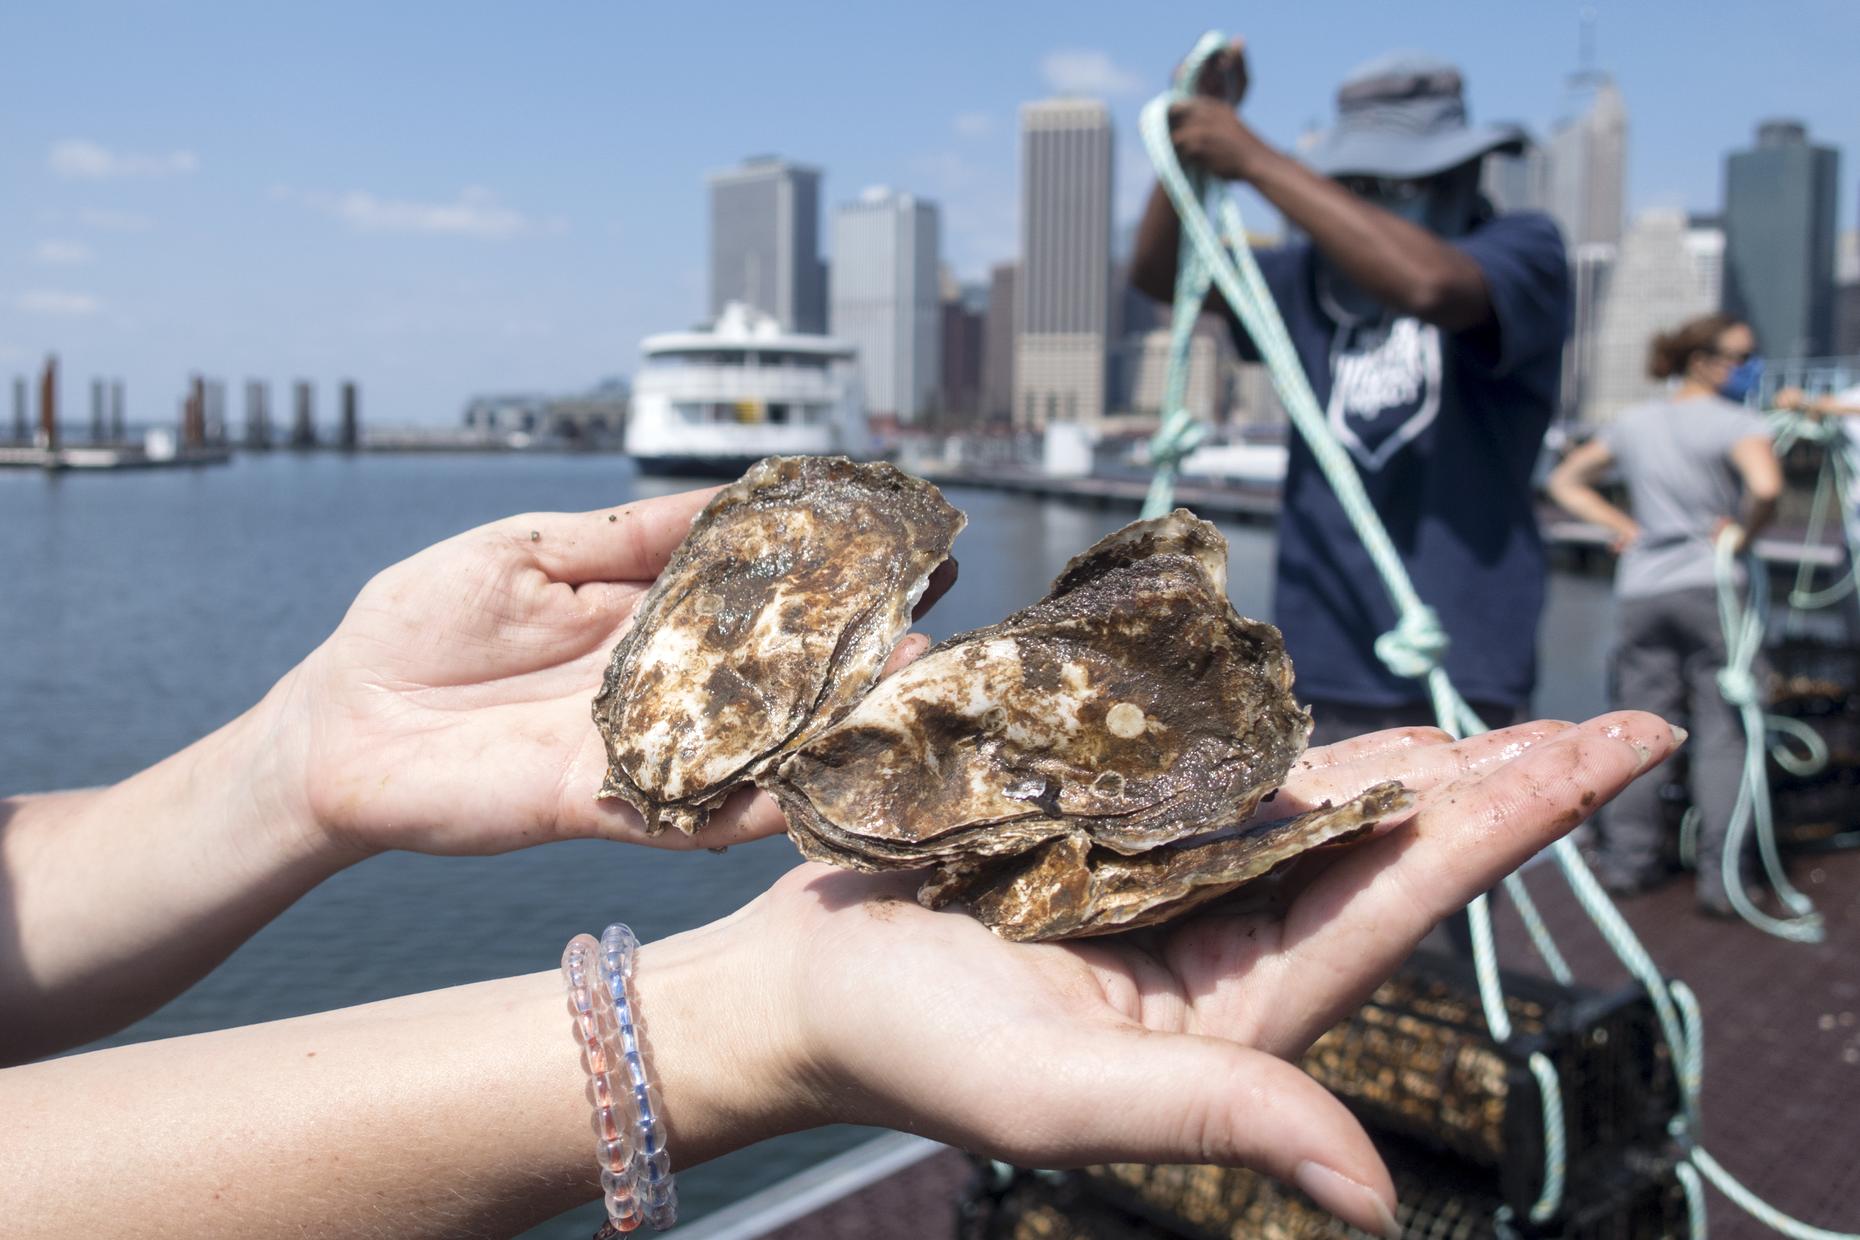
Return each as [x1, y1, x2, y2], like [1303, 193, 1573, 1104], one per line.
[1142, 30, 1859, 1239]
[1711, 526, 1824, 942]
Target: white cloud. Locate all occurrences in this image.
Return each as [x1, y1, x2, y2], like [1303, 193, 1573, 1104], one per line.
[16, 290, 103, 316]
[80, 207, 154, 232]
[49, 139, 199, 179]
[33, 240, 94, 265]
[284, 185, 545, 239]
[953, 111, 994, 138]
[1039, 49, 1144, 98]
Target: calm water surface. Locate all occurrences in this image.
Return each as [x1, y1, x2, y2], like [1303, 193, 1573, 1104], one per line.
[0, 453, 1613, 1235]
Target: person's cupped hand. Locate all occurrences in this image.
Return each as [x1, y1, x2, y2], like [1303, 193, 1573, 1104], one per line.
[716, 711, 1678, 1237]
[272, 488, 950, 859]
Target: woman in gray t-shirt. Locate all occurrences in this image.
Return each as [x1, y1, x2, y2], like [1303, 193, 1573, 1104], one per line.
[1547, 313, 1781, 914]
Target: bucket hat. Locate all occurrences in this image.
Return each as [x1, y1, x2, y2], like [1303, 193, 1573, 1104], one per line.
[1304, 51, 1526, 180]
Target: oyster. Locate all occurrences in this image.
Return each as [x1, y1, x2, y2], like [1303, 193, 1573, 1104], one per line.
[768, 510, 1336, 937]
[593, 456, 964, 835]
[920, 782, 1412, 941]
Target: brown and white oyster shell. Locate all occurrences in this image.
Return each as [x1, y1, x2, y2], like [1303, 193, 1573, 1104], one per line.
[592, 455, 964, 835]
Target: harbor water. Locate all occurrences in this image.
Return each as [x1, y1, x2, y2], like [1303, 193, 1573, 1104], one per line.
[0, 453, 1615, 1236]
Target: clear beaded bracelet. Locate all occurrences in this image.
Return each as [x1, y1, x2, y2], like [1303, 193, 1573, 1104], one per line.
[599, 924, 676, 1230]
[562, 926, 677, 1236]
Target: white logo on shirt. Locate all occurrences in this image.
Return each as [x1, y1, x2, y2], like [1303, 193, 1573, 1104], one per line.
[1327, 317, 1443, 472]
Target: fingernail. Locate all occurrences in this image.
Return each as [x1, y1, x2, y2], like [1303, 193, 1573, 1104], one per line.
[1630, 741, 1657, 773]
[1294, 1161, 1400, 1239]
[1670, 724, 1689, 747]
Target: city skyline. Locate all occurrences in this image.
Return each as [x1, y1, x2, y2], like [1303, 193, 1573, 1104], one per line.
[4, 2, 1858, 425]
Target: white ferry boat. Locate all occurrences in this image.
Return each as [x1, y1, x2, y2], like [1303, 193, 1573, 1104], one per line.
[626, 301, 873, 474]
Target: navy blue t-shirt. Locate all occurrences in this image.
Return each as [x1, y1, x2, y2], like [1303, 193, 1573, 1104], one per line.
[1233, 211, 1570, 709]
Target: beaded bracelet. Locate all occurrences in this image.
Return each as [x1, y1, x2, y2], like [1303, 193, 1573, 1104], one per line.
[599, 924, 676, 1230]
[562, 926, 677, 1235]
[561, 935, 645, 1232]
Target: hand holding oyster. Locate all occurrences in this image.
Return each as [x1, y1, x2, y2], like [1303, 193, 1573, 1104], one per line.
[594, 457, 1408, 941]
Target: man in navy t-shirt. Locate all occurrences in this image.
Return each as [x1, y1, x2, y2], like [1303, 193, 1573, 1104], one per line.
[1132, 43, 1571, 744]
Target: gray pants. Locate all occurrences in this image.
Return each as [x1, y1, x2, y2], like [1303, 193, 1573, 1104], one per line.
[1598, 586, 1754, 901]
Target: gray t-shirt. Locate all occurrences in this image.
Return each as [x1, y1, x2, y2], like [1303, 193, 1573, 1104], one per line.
[1599, 395, 1768, 598]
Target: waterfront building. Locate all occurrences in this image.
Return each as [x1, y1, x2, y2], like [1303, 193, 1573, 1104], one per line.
[1829, 228, 1860, 358]
[939, 281, 986, 426]
[1482, 138, 1550, 214]
[1723, 121, 1840, 360]
[829, 187, 940, 424]
[1546, 76, 1627, 250]
[1015, 99, 1113, 433]
[1585, 209, 1724, 425]
[463, 380, 628, 445]
[1560, 242, 1617, 427]
[708, 156, 827, 334]
[1120, 323, 1235, 424]
[982, 262, 1016, 423]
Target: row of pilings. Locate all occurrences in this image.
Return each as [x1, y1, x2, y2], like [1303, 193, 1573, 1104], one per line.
[9, 356, 360, 452]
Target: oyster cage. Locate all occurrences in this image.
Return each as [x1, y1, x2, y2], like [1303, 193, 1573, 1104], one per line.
[958, 1141, 1688, 1240]
[1767, 637, 1860, 853]
[1300, 953, 1677, 1218]
[958, 954, 1683, 1237]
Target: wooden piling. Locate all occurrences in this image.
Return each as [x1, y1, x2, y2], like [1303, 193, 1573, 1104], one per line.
[184, 375, 206, 448]
[339, 380, 359, 451]
[37, 356, 58, 452]
[290, 380, 315, 448]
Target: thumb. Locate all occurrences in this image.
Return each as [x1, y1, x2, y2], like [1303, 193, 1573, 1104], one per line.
[953, 1025, 1399, 1238]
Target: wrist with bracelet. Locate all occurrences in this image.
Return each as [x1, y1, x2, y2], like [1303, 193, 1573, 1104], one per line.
[562, 926, 677, 1234]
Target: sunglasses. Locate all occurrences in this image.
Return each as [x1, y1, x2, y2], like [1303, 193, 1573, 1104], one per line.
[1709, 348, 1756, 365]
[1337, 175, 1431, 204]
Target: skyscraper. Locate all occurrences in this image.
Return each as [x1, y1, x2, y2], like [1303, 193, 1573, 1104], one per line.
[1546, 76, 1626, 250]
[1586, 209, 1725, 425]
[708, 156, 827, 334]
[1722, 121, 1841, 360]
[939, 282, 987, 425]
[1481, 139, 1549, 214]
[1835, 226, 1860, 358]
[829, 187, 941, 424]
[982, 262, 1017, 424]
[1015, 99, 1113, 432]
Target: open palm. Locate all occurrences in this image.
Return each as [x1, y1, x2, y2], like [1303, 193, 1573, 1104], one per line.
[748, 711, 1676, 1233]
[287, 489, 937, 858]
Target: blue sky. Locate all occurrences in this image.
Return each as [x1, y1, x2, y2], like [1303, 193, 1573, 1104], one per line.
[3, 1, 1855, 426]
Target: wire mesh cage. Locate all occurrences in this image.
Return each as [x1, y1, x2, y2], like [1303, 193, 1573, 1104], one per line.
[958, 956, 1681, 1237]
[961, 1142, 1688, 1240]
[1297, 953, 1677, 1216]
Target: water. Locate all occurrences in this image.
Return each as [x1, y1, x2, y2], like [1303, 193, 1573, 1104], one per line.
[0, 453, 1614, 1234]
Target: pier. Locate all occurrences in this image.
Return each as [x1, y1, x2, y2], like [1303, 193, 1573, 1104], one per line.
[918, 463, 1849, 578]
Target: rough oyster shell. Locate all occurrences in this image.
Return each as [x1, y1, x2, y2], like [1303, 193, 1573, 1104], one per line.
[593, 455, 964, 835]
[767, 510, 1314, 882]
[919, 781, 1413, 941]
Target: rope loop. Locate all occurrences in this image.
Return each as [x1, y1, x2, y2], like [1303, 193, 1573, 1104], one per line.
[1373, 606, 1450, 679]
